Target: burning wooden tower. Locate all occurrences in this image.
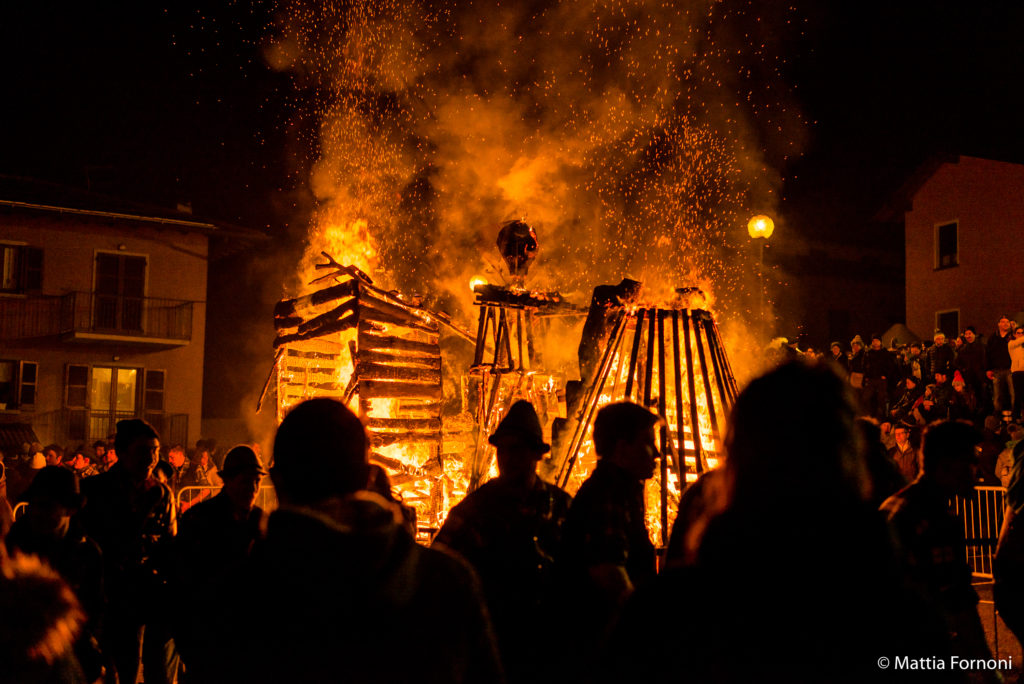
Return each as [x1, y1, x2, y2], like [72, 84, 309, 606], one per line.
[464, 220, 583, 491]
[267, 254, 472, 526]
[541, 283, 738, 545]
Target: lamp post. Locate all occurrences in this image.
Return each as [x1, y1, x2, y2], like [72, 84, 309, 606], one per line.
[747, 215, 774, 330]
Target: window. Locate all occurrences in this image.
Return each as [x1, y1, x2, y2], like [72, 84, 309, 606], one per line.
[65, 365, 89, 408]
[94, 252, 146, 332]
[936, 221, 958, 269]
[144, 370, 165, 412]
[18, 361, 37, 407]
[0, 244, 43, 294]
[0, 360, 38, 409]
[936, 310, 960, 339]
[90, 366, 138, 414]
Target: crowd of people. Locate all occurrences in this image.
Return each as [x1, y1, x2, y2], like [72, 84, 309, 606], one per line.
[811, 315, 1024, 428]
[1, 351, 1023, 682]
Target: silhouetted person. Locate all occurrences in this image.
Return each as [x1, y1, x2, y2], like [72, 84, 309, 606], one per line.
[214, 398, 503, 684]
[856, 418, 905, 508]
[559, 402, 661, 678]
[173, 445, 266, 679]
[79, 418, 177, 684]
[434, 400, 571, 683]
[609, 361, 952, 683]
[995, 439, 1024, 644]
[5, 466, 105, 681]
[881, 420, 995, 671]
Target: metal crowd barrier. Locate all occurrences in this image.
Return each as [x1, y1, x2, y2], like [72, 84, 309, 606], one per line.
[952, 486, 1006, 579]
[176, 485, 278, 516]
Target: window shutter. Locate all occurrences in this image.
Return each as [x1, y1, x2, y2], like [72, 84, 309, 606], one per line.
[18, 361, 37, 408]
[144, 369, 165, 412]
[22, 247, 43, 292]
[65, 364, 89, 408]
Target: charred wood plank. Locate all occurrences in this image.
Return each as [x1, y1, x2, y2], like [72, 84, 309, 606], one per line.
[357, 363, 441, 384]
[361, 292, 439, 331]
[284, 365, 338, 375]
[274, 315, 303, 330]
[359, 380, 442, 400]
[359, 333, 440, 355]
[366, 417, 442, 431]
[273, 316, 358, 348]
[356, 349, 441, 369]
[370, 432, 443, 448]
[362, 306, 437, 333]
[286, 349, 340, 360]
[297, 299, 359, 336]
[274, 280, 359, 318]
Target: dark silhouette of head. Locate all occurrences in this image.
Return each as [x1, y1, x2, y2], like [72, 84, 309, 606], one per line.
[114, 419, 159, 482]
[593, 402, 662, 480]
[489, 400, 549, 482]
[921, 420, 981, 496]
[272, 399, 368, 506]
[725, 360, 866, 508]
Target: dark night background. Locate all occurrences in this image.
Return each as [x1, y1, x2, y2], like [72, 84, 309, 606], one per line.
[3, 3, 1023, 242]
[2, 2, 1023, 416]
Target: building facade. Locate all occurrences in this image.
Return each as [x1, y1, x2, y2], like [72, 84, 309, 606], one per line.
[0, 181, 258, 452]
[903, 156, 1024, 338]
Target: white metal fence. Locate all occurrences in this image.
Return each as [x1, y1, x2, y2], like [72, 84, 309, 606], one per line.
[952, 486, 1006, 579]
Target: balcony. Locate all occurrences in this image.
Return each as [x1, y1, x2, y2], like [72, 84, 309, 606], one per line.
[28, 409, 189, 448]
[0, 292, 193, 346]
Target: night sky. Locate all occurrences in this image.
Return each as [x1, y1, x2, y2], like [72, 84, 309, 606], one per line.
[3, 2, 1023, 246]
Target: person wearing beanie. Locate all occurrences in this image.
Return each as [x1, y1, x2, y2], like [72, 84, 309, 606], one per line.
[434, 400, 571, 684]
[924, 330, 955, 385]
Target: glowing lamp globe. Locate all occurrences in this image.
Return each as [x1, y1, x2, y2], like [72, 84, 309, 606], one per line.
[747, 215, 775, 239]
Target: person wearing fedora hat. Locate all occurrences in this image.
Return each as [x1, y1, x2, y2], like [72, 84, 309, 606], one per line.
[433, 399, 571, 683]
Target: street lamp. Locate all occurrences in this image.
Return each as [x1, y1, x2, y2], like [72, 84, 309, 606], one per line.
[747, 215, 774, 330]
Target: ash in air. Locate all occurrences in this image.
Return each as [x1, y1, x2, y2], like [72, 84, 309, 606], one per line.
[264, 0, 806, 327]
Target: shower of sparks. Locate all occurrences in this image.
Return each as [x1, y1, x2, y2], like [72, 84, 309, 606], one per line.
[259, 0, 807, 327]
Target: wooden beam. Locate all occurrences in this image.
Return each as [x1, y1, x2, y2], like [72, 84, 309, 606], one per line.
[356, 349, 441, 369]
[366, 417, 442, 431]
[357, 363, 441, 384]
[359, 380, 442, 400]
[358, 332, 439, 355]
[274, 279, 359, 318]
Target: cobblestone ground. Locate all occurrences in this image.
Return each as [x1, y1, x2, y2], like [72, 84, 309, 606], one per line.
[976, 581, 1022, 683]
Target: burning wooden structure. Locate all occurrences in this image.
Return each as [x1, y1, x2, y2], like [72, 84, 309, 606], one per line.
[268, 254, 463, 526]
[542, 285, 738, 545]
[463, 220, 584, 491]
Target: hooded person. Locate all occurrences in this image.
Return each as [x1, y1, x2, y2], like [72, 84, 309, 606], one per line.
[210, 398, 503, 684]
[434, 400, 571, 684]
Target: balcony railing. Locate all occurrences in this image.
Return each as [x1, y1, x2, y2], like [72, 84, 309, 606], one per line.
[29, 409, 189, 447]
[0, 292, 193, 343]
